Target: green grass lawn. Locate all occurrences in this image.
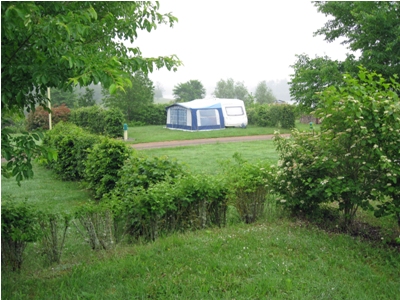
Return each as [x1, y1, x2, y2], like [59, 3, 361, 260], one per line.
[126, 122, 318, 144]
[2, 219, 399, 299]
[141, 140, 279, 174]
[2, 123, 399, 300]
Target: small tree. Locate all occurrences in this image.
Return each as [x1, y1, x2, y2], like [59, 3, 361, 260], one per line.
[173, 80, 206, 102]
[254, 80, 276, 104]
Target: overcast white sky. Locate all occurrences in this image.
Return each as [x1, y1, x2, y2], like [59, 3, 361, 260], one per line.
[133, 1, 351, 98]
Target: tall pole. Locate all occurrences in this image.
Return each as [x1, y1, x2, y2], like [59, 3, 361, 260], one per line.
[47, 87, 52, 130]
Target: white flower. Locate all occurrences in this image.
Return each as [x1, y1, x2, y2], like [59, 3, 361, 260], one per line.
[345, 153, 351, 157]
[373, 144, 379, 149]
[337, 176, 344, 180]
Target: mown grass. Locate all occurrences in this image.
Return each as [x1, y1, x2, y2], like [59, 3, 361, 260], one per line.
[126, 122, 318, 144]
[2, 123, 399, 300]
[1, 164, 90, 213]
[141, 140, 279, 174]
[3, 219, 399, 299]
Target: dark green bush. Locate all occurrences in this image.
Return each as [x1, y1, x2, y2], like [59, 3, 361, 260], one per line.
[250, 104, 296, 129]
[69, 106, 124, 138]
[43, 122, 101, 181]
[84, 137, 133, 198]
[106, 173, 228, 242]
[132, 103, 168, 125]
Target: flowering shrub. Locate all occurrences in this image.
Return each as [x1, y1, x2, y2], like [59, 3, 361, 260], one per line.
[274, 68, 400, 226]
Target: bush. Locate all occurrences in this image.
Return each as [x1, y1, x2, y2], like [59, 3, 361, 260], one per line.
[132, 103, 168, 125]
[221, 153, 274, 223]
[84, 137, 133, 198]
[274, 68, 400, 226]
[106, 173, 228, 242]
[249, 104, 295, 129]
[69, 106, 124, 138]
[1, 200, 41, 271]
[26, 104, 71, 131]
[43, 122, 101, 181]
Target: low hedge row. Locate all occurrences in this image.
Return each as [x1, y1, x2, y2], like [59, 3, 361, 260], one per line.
[69, 106, 125, 138]
[247, 104, 296, 129]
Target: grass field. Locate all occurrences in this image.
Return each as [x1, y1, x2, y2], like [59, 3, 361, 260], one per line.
[126, 122, 318, 144]
[2, 124, 399, 300]
[140, 140, 279, 174]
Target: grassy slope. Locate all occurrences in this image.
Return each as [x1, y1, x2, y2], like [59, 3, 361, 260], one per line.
[2, 124, 399, 299]
[3, 220, 399, 299]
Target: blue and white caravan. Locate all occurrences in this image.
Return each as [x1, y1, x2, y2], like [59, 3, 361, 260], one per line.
[166, 98, 248, 131]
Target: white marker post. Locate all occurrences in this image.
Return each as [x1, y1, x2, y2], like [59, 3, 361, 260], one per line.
[123, 123, 128, 141]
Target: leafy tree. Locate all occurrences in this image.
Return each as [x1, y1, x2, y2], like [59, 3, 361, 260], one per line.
[254, 81, 276, 104]
[102, 72, 154, 122]
[173, 80, 206, 102]
[314, 1, 400, 80]
[213, 78, 249, 100]
[289, 54, 348, 112]
[77, 87, 96, 107]
[1, 2, 181, 184]
[50, 88, 78, 108]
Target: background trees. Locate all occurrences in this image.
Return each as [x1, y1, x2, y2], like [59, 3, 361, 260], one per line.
[254, 81, 276, 104]
[314, 1, 400, 80]
[1, 2, 181, 183]
[172, 80, 206, 102]
[213, 78, 249, 100]
[290, 2, 400, 112]
[102, 72, 154, 122]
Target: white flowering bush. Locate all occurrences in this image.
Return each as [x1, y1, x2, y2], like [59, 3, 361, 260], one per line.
[274, 68, 400, 226]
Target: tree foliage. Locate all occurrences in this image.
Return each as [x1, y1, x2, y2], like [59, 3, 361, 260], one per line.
[172, 80, 206, 102]
[102, 72, 154, 122]
[1, 2, 181, 184]
[77, 87, 96, 108]
[314, 1, 400, 80]
[213, 78, 249, 100]
[254, 80, 276, 104]
[289, 54, 349, 112]
[50, 88, 78, 108]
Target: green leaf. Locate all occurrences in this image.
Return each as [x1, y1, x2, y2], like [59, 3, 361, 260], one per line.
[109, 84, 117, 95]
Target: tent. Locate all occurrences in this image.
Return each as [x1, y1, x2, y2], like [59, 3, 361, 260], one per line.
[166, 98, 247, 131]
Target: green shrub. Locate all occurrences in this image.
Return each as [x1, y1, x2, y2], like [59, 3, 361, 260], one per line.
[221, 153, 274, 223]
[274, 68, 400, 226]
[84, 137, 133, 198]
[250, 104, 296, 129]
[69, 106, 124, 138]
[132, 103, 168, 125]
[26, 104, 71, 131]
[106, 173, 228, 242]
[104, 108, 125, 138]
[43, 122, 101, 181]
[1, 200, 41, 271]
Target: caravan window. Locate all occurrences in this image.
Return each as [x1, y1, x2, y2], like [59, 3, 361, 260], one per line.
[170, 107, 187, 125]
[225, 106, 244, 116]
[197, 109, 220, 126]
